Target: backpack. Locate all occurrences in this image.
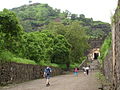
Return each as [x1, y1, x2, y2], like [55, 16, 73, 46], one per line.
[45, 68, 51, 75]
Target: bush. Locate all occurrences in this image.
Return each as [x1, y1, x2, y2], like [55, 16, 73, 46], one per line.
[58, 63, 80, 69]
[12, 57, 37, 65]
[96, 72, 106, 83]
[58, 64, 66, 69]
[70, 63, 80, 69]
[99, 33, 112, 64]
[0, 50, 36, 65]
[0, 50, 14, 61]
[38, 60, 59, 67]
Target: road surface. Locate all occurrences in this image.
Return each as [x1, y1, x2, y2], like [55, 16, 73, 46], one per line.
[0, 71, 101, 90]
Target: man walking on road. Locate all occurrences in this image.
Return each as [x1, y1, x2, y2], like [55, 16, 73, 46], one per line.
[43, 66, 52, 87]
[85, 66, 90, 75]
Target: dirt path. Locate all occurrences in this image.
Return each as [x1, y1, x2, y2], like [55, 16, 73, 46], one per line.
[0, 71, 101, 90]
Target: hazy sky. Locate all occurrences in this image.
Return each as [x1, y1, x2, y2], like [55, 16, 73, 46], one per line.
[0, 0, 118, 23]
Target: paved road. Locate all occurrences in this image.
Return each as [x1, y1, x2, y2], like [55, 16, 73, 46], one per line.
[0, 71, 101, 90]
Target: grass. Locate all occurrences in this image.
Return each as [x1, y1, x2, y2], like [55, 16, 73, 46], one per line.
[0, 50, 82, 69]
[0, 50, 14, 61]
[96, 72, 106, 83]
[70, 63, 80, 68]
[96, 72, 111, 86]
[0, 50, 37, 65]
[12, 57, 37, 65]
[38, 61, 59, 67]
[99, 33, 111, 64]
[38, 62, 80, 69]
[58, 63, 80, 69]
[58, 64, 66, 69]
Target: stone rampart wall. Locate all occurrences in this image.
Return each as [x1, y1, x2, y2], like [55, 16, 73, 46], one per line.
[0, 62, 63, 85]
[103, 0, 120, 89]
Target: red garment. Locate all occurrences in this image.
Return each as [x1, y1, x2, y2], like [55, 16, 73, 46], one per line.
[74, 68, 78, 72]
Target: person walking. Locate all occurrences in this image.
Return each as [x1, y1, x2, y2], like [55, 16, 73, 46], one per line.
[82, 67, 86, 75]
[74, 68, 79, 76]
[85, 66, 90, 75]
[43, 66, 52, 87]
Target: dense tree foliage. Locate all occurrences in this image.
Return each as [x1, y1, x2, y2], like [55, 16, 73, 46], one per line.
[0, 9, 71, 68]
[51, 35, 71, 64]
[23, 31, 71, 64]
[45, 21, 89, 63]
[11, 3, 60, 32]
[11, 3, 111, 38]
[0, 9, 24, 56]
[65, 21, 89, 62]
[0, 3, 111, 69]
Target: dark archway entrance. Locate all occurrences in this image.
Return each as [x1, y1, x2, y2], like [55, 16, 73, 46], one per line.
[94, 53, 99, 59]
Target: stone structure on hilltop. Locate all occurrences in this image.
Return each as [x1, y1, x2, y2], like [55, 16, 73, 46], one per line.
[87, 38, 103, 61]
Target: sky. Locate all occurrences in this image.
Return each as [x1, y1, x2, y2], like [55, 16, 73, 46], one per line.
[0, 0, 118, 23]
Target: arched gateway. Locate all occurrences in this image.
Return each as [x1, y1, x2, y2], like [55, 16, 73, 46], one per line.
[88, 48, 100, 61]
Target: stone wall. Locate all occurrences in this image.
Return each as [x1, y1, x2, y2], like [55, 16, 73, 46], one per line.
[88, 38, 104, 49]
[103, 0, 120, 89]
[112, 1, 120, 89]
[103, 48, 113, 89]
[85, 38, 104, 55]
[0, 62, 63, 85]
[113, 20, 120, 90]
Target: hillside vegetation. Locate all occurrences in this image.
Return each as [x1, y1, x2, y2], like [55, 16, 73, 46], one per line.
[0, 3, 111, 69]
[11, 3, 111, 38]
[99, 33, 112, 64]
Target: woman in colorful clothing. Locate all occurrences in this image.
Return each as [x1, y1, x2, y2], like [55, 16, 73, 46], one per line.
[74, 68, 79, 76]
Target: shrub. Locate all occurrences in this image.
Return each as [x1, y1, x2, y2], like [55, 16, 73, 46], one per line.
[99, 33, 112, 64]
[0, 50, 36, 65]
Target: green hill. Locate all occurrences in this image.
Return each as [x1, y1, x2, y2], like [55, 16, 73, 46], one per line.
[11, 3, 111, 38]
[0, 3, 111, 69]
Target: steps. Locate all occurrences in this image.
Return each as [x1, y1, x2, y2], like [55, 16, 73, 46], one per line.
[89, 60, 100, 70]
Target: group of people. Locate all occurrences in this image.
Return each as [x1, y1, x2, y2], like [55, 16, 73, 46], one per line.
[43, 65, 90, 87]
[73, 66, 90, 76]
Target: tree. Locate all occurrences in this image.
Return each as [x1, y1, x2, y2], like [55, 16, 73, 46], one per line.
[46, 22, 66, 36]
[11, 3, 111, 39]
[46, 21, 89, 63]
[0, 9, 24, 55]
[24, 32, 48, 62]
[0, 9, 23, 35]
[51, 35, 71, 68]
[0, 32, 5, 51]
[71, 14, 77, 20]
[65, 21, 89, 63]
